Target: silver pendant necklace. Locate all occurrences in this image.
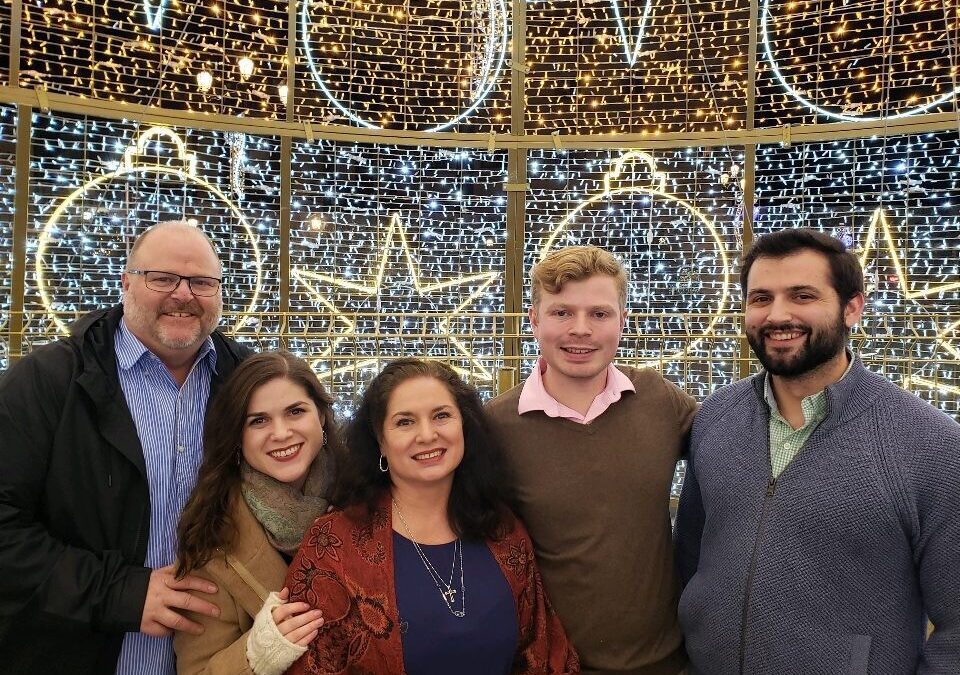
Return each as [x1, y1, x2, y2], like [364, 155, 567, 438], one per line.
[393, 498, 466, 618]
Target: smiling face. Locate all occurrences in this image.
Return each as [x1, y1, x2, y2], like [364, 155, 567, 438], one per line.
[122, 224, 223, 366]
[745, 249, 864, 380]
[242, 377, 326, 490]
[530, 274, 626, 396]
[379, 376, 465, 495]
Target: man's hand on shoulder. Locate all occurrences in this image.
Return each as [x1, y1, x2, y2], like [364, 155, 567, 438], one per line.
[140, 564, 220, 637]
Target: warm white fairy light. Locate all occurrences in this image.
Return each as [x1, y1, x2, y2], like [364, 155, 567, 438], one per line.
[238, 57, 255, 80]
[196, 70, 214, 92]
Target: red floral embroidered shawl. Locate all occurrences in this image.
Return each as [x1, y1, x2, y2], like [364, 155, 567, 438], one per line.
[285, 494, 579, 674]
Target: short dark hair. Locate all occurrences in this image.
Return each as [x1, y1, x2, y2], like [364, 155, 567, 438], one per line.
[176, 351, 343, 577]
[740, 228, 864, 303]
[332, 358, 514, 541]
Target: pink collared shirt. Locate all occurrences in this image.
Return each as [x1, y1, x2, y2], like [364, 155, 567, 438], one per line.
[517, 358, 636, 424]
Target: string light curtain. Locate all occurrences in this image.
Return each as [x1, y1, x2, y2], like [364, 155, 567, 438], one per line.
[1, 0, 959, 419]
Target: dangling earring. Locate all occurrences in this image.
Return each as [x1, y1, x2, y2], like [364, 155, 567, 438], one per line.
[379, 455, 389, 473]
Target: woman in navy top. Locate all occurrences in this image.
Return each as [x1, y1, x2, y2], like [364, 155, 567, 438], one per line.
[286, 359, 578, 674]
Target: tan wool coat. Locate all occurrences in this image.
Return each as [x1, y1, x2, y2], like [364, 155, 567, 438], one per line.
[174, 494, 288, 675]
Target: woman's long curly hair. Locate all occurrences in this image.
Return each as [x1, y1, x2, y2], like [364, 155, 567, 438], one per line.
[331, 358, 515, 541]
[175, 351, 342, 577]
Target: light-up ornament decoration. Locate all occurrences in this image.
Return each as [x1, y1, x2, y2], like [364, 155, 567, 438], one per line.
[293, 213, 498, 379]
[35, 126, 264, 336]
[856, 208, 960, 397]
[540, 151, 732, 365]
[300, 0, 508, 131]
[609, 0, 654, 66]
[761, 0, 960, 121]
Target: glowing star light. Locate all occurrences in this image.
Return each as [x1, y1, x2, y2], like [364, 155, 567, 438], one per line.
[909, 317, 960, 396]
[857, 208, 960, 395]
[858, 208, 960, 300]
[293, 213, 498, 379]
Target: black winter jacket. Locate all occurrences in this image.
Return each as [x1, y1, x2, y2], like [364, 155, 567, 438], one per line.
[0, 305, 250, 673]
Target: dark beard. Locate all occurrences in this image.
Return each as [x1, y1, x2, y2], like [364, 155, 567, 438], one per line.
[747, 309, 848, 378]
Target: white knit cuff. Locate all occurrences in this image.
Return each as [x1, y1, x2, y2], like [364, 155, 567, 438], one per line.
[246, 591, 309, 675]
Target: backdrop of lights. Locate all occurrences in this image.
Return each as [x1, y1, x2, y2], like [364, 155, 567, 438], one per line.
[525, 0, 750, 133]
[2, 0, 960, 425]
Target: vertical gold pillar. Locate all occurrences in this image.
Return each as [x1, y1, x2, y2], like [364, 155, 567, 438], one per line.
[10, 106, 31, 364]
[278, 0, 298, 346]
[500, 0, 527, 394]
[737, 0, 761, 381]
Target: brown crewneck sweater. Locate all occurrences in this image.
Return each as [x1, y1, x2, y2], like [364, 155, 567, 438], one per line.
[486, 366, 696, 675]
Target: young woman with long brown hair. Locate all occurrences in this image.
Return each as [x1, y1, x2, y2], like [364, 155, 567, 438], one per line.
[173, 351, 342, 675]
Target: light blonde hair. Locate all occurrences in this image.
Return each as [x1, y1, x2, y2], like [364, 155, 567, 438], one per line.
[530, 246, 628, 309]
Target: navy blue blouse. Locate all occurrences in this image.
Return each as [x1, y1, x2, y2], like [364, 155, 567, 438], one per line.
[393, 532, 518, 675]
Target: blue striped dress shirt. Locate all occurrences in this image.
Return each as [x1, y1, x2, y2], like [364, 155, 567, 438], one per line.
[113, 320, 217, 675]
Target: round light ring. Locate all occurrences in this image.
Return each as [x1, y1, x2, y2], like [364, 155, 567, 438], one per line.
[36, 165, 264, 336]
[299, 0, 509, 132]
[761, 0, 960, 122]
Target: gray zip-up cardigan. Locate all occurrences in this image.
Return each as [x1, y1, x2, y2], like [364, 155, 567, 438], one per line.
[674, 357, 960, 675]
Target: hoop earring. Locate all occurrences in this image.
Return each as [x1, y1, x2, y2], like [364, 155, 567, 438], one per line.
[379, 455, 389, 473]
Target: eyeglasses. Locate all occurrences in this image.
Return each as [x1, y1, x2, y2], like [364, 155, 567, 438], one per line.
[126, 270, 223, 297]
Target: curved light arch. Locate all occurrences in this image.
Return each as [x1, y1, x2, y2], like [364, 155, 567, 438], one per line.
[540, 151, 732, 365]
[299, 0, 509, 132]
[36, 126, 264, 336]
[761, 0, 960, 122]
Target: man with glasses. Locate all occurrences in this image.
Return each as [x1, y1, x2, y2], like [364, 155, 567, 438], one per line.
[0, 221, 250, 674]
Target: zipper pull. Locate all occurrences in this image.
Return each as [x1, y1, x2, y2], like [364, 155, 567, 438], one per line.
[766, 476, 777, 497]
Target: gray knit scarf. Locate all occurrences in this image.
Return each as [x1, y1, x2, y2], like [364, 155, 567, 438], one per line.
[240, 455, 330, 556]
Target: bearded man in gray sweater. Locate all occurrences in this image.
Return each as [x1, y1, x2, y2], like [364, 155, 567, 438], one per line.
[675, 228, 960, 674]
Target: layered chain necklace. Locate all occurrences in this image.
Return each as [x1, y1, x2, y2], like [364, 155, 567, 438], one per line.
[393, 498, 466, 618]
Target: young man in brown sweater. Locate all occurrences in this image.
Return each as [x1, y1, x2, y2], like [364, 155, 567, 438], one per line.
[486, 246, 696, 675]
